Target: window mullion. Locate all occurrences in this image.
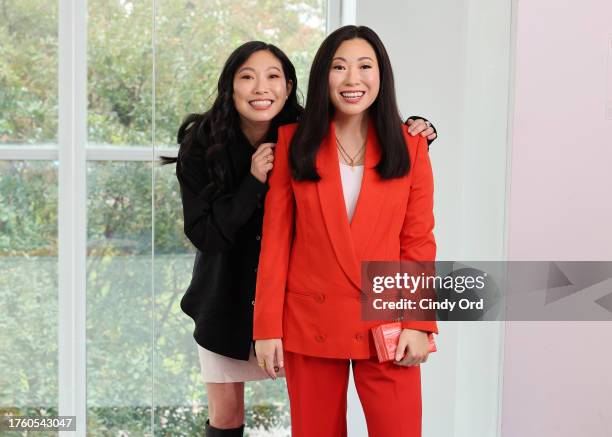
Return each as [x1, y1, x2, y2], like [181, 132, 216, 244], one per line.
[58, 0, 87, 436]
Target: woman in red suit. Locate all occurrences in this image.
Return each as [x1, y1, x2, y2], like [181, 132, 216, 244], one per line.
[254, 25, 437, 437]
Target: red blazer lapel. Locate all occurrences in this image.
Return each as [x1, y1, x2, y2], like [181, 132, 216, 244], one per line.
[316, 123, 361, 291]
[349, 120, 388, 261]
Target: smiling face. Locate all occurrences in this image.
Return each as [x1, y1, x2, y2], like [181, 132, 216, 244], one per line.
[328, 38, 380, 117]
[232, 50, 293, 126]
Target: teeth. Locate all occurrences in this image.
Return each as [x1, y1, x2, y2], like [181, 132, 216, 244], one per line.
[341, 91, 364, 98]
[250, 100, 273, 107]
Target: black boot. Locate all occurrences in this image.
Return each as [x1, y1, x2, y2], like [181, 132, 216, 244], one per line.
[204, 419, 244, 437]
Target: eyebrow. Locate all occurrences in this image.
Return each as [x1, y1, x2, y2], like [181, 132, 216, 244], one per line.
[332, 56, 374, 62]
[237, 66, 282, 74]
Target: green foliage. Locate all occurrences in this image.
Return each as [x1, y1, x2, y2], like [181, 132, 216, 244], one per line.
[0, 0, 58, 144]
[87, 161, 154, 256]
[0, 257, 58, 408]
[0, 161, 58, 255]
[1, 0, 325, 146]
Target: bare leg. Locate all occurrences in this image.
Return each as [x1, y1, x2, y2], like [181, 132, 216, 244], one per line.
[206, 382, 245, 429]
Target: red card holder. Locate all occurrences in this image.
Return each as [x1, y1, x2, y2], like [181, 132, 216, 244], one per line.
[371, 322, 437, 363]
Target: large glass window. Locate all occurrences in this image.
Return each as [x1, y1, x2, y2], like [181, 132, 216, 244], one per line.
[0, 1, 58, 145]
[87, 0, 153, 147]
[86, 161, 153, 434]
[0, 0, 59, 423]
[1, 1, 328, 435]
[0, 162, 59, 418]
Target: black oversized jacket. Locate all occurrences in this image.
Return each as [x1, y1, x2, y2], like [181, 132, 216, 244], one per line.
[177, 129, 268, 360]
[177, 117, 436, 361]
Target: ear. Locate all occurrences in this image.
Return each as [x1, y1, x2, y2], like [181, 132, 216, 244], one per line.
[286, 79, 293, 97]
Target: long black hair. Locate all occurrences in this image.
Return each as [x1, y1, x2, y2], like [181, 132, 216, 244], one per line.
[289, 25, 408, 181]
[161, 41, 302, 191]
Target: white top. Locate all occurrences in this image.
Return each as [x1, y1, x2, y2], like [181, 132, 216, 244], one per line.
[339, 162, 364, 222]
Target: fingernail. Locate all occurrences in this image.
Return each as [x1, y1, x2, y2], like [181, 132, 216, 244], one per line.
[395, 355, 402, 361]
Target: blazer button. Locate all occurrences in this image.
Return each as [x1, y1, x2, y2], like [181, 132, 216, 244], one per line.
[255, 235, 261, 241]
[253, 267, 258, 273]
[315, 334, 326, 343]
[314, 293, 325, 303]
[251, 300, 255, 306]
[355, 333, 364, 341]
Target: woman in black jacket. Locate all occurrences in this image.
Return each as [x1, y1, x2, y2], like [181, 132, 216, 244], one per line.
[163, 41, 437, 436]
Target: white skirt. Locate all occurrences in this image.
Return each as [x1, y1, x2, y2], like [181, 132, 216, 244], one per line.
[197, 343, 286, 383]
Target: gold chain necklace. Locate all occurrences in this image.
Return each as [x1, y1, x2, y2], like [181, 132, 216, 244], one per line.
[335, 136, 366, 170]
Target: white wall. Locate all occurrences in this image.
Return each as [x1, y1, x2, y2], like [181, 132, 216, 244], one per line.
[504, 1, 612, 436]
[348, 1, 513, 436]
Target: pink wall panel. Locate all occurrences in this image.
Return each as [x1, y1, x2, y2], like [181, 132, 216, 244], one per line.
[504, 1, 612, 436]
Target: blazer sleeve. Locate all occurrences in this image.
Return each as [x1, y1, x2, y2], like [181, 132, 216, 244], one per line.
[400, 134, 438, 334]
[253, 127, 295, 340]
[176, 151, 267, 253]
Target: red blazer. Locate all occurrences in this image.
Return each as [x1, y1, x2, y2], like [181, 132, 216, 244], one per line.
[253, 121, 437, 359]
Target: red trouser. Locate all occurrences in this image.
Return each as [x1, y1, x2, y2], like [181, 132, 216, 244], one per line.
[284, 351, 423, 437]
